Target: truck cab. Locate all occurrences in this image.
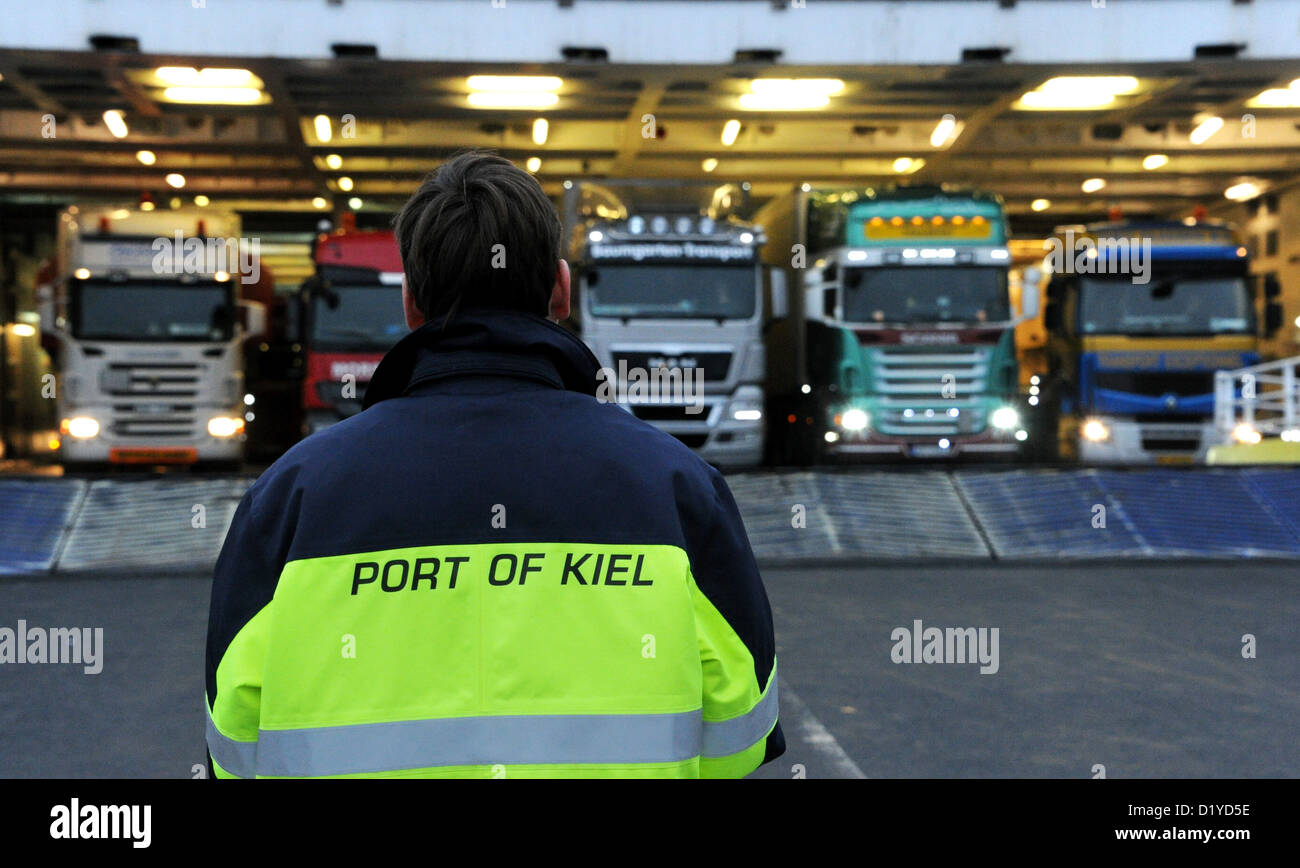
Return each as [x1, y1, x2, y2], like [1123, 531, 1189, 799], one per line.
[298, 225, 407, 434]
[1042, 219, 1281, 463]
[757, 184, 1032, 463]
[564, 180, 768, 470]
[40, 205, 254, 469]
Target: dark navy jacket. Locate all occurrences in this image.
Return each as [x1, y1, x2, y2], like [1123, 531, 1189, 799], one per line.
[205, 309, 783, 778]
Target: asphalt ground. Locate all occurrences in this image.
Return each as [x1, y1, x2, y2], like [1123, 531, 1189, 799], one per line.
[1, 563, 1296, 778]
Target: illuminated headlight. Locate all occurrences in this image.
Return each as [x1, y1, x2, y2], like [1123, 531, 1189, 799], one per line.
[1233, 423, 1262, 445]
[61, 417, 100, 439]
[841, 408, 869, 431]
[588, 230, 604, 243]
[243, 393, 255, 406]
[991, 406, 1020, 430]
[824, 431, 839, 443]
[208, 416, 246, 438]
[729, 397, 763, 423]
[1082, 418, 1110, 442]
[1282, 429, 1300, 443]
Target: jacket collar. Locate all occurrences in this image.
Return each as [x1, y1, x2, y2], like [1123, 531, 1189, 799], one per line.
[362, 308, 601, 408]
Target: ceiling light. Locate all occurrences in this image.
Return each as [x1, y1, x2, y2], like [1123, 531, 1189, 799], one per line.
[526, 156, 542, 173]
[193, 195, 210, 207]
[325, 154, 343, 170]
[1248, 87, 1300, 108]
[467, 92, 559, 109]
[102, 110, 128, 138]
[136, 150, 156, 165]
[165, 173, 185, 189]
[1081, 178, 1106, 193]
[1016, 76, 1140, 111]
[532, 118, 548, 146]
[721, 119, 741, 146]
[893, 157, 915, 173]
[312, 197, 328, 209]
[156, 67, 254, 87]
[1190, 116, 1224, 144]
[1225, 182, 1261, 202]
[467, 75, 563, 92]
[702, 158, 718, 173]
[1142, 154, 1169, 170]
[314, 114, 332, 143]
[348, 197, 362, 210]
[740, 78, 843, 111]
[930, 115, 959, 148]
[1031, 198, 1051, 212]
[162, 87, 264, 104]
[337, 176, 354, 192]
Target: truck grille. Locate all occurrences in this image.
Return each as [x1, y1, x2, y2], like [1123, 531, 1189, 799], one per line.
[103, 363, 202, 398]
[609, 350, 732, 382]
[872, 347, 990, 398]
[103, 364, 201, 438]
[869, 347, 992, 436]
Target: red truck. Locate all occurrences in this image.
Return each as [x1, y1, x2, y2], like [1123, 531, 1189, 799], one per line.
[299, 223, 407, 434]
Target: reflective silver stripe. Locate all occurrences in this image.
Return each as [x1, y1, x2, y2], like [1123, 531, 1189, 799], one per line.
[206, 708, 258, 778]
[254, 710, 704, 777]
[701, 674, 780, 758]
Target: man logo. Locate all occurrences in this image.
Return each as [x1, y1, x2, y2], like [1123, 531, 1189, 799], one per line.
[648, 356, 697, 370]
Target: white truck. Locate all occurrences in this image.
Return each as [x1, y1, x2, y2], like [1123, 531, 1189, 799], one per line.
[563, 180, 771, 470]
[39, 205, 259, 470]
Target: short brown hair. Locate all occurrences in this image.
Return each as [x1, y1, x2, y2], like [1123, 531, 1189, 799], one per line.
[394, 150, 561, 320]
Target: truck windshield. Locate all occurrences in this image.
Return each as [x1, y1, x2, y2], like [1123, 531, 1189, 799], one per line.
[311, 285, 406, 351]
[585, 264, 757, 319]
[842, 266, 1010, 324]
[73, 280, 234, 342]
[1078, 275, 1253, 336]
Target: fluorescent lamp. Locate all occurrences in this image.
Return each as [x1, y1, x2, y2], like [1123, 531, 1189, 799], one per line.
[1189, 116, 1224, 144]
[532, 118, 549, 145]
[467, 75, 563, 92]
[721, 119, 741, 146]
[102, 110, 128, 138]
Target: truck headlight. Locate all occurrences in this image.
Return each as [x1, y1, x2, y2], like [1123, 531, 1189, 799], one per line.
[208, 416, 245, 438]
[1233, 423, 1262, 445]
[61, 416, 100, 439]
[1082, 418, 1110, 442]
[840, 408, 869, 431]
[729, 396, 763, 422]
[991, 406, 1020, 430]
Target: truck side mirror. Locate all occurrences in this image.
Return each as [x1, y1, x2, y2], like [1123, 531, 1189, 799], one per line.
[1020, 282, 1040, 321]
[238, 299, 268, 341]
[769, 269, 788, 320]
[1264, 274, 1282, 299]
[1265, 300, 1283, 337]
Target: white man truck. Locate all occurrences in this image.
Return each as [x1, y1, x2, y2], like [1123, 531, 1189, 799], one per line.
[563, 180, 770, 470]
[39, 205, 257, 470]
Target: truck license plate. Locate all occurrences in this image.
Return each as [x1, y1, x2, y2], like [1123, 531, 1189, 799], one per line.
[109, 447, 198, 464]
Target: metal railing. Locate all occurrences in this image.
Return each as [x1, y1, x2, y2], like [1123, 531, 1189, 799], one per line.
[1214, 356, 1300, 443]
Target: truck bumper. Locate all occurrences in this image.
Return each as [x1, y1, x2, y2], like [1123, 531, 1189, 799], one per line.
[1077, 416, 1214, 464]
[827, 431, 1021, 460]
